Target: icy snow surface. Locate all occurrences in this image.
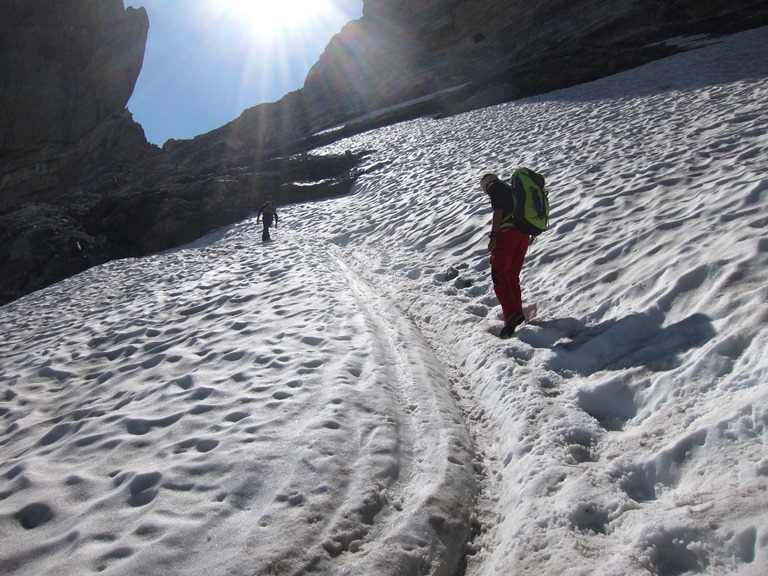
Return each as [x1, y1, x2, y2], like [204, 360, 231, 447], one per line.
[2, 26, 768, 576]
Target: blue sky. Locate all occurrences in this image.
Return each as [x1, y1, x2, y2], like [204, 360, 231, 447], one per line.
[125, 1, 363, 145]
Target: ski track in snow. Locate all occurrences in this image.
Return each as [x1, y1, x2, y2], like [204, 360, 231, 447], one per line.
[2, 26, 768, 576]
[0, 234, 475, 575]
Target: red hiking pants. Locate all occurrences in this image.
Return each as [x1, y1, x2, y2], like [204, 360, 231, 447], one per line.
[490, 228, 529, 321]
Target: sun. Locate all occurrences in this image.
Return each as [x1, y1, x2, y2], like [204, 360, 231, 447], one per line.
[184, 0, 359, 113]
[212, 0, 334, 38]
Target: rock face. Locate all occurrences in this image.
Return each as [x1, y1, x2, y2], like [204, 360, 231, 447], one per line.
[0, 0, 153, 209]
[302, 0, 768, 119]
[0, 142, 365, 304]
[0, 0, 148, 151]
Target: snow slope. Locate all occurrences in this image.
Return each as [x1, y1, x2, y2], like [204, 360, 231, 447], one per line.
[1, 26, 767, 576]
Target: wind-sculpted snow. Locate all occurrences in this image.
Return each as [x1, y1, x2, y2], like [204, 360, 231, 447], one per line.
[2, 26, 768, 576]
[0, 234, 474, 575]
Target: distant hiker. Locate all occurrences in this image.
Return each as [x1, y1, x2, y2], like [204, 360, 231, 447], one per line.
[481, 172, 534, 338]
[256, 201, 279, 242]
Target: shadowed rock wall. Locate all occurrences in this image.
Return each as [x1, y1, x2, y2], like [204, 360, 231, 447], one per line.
[300, 0, 767, 120]
[0, 0, 149, 151]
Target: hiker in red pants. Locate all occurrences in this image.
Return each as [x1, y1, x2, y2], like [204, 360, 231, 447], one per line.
[481, 173, 531, 339]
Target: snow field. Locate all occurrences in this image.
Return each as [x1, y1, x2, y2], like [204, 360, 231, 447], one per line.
[1, 25, 768, 576]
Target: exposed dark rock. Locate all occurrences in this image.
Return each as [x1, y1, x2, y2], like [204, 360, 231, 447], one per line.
[0, 203, 114, 304]
[302, 0, 768, 121]
[0, 151, 366, 305]
[0, 0, 148, 151]
[84, 152, 366, 257]
[0, 110, 156, 209]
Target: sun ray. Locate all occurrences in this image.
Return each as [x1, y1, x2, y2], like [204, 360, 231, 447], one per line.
[207, 0, 336, 40]
[189, 0, 358, 112]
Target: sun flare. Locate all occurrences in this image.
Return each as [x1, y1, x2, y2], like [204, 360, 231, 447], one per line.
[181, 0, 359, 118]
[213, 0, 334, 38]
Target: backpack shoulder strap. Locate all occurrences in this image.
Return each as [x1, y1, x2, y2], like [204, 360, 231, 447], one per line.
[516, 167, 546, 190]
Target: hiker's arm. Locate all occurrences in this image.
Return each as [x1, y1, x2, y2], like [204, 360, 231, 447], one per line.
[488, 208, 503, 251]
[274, 212, 278, 227]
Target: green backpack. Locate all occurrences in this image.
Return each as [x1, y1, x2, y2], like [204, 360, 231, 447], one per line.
[509, 167, 550, 236]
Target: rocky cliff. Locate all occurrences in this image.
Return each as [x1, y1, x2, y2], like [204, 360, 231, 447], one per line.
[0, 0, 148, 151]
[0, 0, 152, 209]
[2, 0, 767, 305]
[301, 0, 768, 121]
